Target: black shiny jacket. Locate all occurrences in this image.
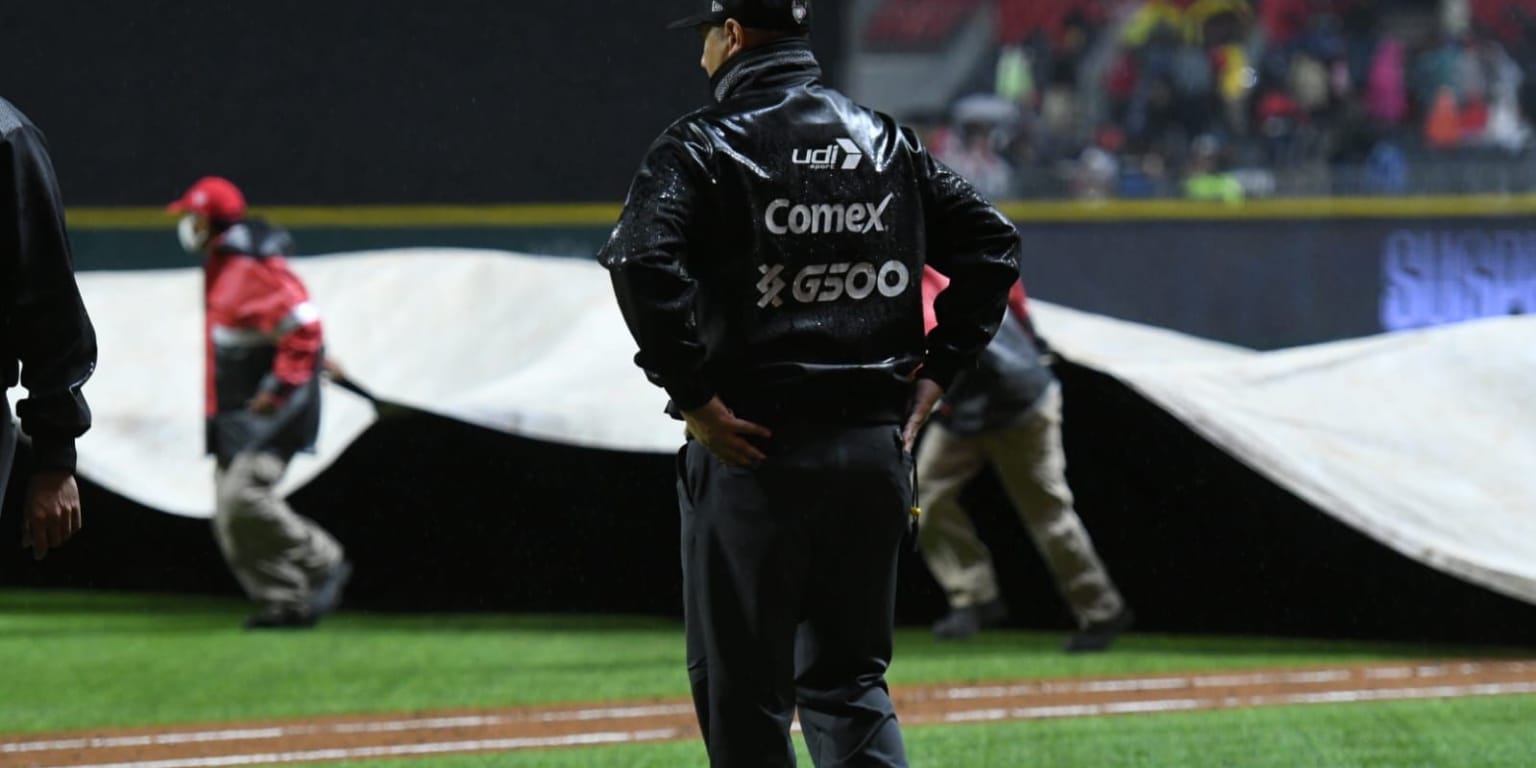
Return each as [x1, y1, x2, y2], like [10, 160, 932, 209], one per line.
[600, 41, 1020, 426]
[0, 99, 96, 472]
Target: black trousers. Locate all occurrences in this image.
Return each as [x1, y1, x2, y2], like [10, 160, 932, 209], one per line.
[0, 398, 15, 508]
[678, 424, 912, 768]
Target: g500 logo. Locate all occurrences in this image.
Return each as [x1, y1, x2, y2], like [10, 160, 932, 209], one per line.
[757, 261, 911, 308]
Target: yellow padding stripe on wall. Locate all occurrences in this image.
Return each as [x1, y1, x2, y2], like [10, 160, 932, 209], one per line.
[998, 195, 1536, 221]
[67, 204, 626, 230]
[66, 196, 1536, 230]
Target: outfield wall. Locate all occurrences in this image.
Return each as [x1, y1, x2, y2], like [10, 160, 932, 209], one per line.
[69, 197, 1536, 350]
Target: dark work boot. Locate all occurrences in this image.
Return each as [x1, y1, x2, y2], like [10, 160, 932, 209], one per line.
[243, 606, 316, 631]
[1064, 609, 1135, 653]
[308, 559, 353, 622]
[932, 599, 1008, 641]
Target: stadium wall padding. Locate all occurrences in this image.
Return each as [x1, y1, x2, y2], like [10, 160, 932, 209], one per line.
[71, 213, 1536, 350]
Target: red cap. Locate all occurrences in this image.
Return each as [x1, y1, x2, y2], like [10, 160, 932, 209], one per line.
[167, 177, 247, 222]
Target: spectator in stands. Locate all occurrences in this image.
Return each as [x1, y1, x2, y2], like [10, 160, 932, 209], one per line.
[1255, 82, 1309, 166]
[1068, 146, 1121, 199]
[1414, 34, 1467, 113]
[906, 109, 954, 159]
[1212, 42, 1257, 132]
[1472, 0, 1536, 122]
[1184, 134, 1245, 201]
[915, 0, 1532, 198]
[1261, 0, 1311, 49]
[1471, 0, 1536, 48]
[1106, 49, 1142, 129]
[946, 122, 1015, 200]
[1414, 26, 1532, 151]
[941, 109, 1017, 201]
[1362, 140, 1410, 193]
[1290, 52, 1334, 116]
[1366, 38, 1410, 127]
[1425, 84, 1466, 147]
[1121, 1, 1191, 47]
[1118, 148, 1173, 197]
[1466, 35, 1531, 149]
[995, 44, 1035, 108]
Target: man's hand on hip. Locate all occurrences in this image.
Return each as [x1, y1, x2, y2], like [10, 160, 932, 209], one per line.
[902, 378, 945, 452]
[22, 470, 82, 560]
[683, 397, 772, 468]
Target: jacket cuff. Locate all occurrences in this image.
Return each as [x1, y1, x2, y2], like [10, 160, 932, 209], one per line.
[258, 374, 298, 400]
[30, 435, 77, 473]
[918, 354, 965, 391]
[664, 380, 715, 413]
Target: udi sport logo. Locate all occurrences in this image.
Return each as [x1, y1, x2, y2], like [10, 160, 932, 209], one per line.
[792, 138, 864, 171]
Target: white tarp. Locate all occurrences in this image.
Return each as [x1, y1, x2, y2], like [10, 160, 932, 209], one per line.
[1027, 302, 1536, 606]
[12, 249, 1535, 604]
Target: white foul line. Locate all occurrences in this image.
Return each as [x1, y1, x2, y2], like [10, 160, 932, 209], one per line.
[37, 729, 681, 768]
[941, 680, 1536, 723]
[930, 662, 1525, 702]
[9, 661, 1534, 765]
[1, 730, 298, 756]
[0, 704, 694, 755]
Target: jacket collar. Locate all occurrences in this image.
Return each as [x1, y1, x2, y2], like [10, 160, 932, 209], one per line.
[709, 39, 821, 104]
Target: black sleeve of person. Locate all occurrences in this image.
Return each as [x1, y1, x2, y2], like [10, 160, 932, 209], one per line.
[2, 118, 98, 472]
[598, 131, 714, 412]
[918, 148, 1022, 390]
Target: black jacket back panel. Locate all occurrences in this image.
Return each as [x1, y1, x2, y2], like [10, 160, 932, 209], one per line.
[602, 42, 1020, 425]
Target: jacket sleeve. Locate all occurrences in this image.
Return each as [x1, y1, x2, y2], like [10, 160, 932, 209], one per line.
[917, 143, 1021, 389]
[3, 123, 96, 472]
[247, 265, 321, 399]
[262, 317, 322, 398]
[270, 319, 321, 390]
[598, 132, 713, 411]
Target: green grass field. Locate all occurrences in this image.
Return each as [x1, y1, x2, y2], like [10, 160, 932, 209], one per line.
[314, 695, 1535, 768]
[2, 590, 1532, 767]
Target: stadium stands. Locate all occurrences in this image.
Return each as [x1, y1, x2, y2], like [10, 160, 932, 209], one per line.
[864, 0, 987, 48]
[857, 0, 1536, 199]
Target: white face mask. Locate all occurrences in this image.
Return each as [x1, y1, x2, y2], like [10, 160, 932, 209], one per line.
[177, 214, 209, 254]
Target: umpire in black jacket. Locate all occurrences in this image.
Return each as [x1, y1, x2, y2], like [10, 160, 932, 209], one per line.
[0, 98, 96, 560]
[601, 2, 1020, 765]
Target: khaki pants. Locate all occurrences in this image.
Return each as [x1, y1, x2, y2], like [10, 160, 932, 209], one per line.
[916, 383, 1124, 627]
[213, 452, 344, 612]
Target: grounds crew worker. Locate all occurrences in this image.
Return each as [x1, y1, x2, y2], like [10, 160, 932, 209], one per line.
[1, 98, 96, 561]
[168, 177, 350, 630]
[917, 267, 1133, 651]
[601, 2, 1020, 764]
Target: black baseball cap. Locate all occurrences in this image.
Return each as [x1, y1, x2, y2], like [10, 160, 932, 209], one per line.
[667, 0, 812, 31]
